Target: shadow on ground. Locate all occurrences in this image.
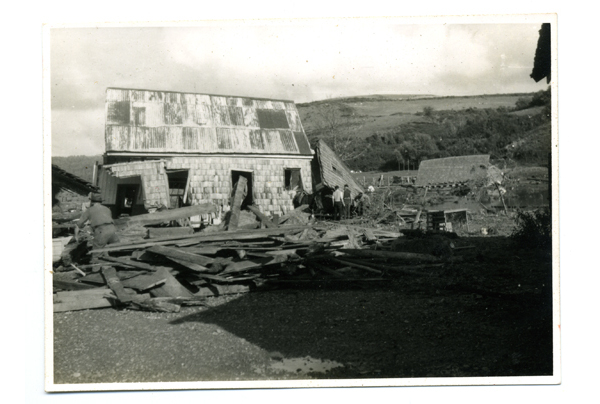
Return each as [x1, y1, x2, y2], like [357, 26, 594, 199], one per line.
[170, 237, 553, 379]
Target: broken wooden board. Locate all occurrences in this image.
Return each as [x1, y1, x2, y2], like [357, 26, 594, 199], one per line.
[127, 295, 181, 313]
[278, 204, 309, 224]
[167, 257, 210, 272]
[148, 267, 194, 298]
[329, 257, 383, 275]
[339, 249, 440, 263]
[99, 256, 171, 272]
[102, 266, 134, 303]
[90, 225, 312, 253]
[53, 278, 99, 291]
[221, 254, 289, 275]
[53, 288, 145, 312]
[310, 263, 346, 278]
[120, 272, 167, 291]
[246, 205, 276, 228]
[228, 176, 247, 231]
[148, 227, 194, 239]
[147, 245, 214, 266]
[78, 270, 146, 286]
[114, 204, 217, 229]
[195, 284, 252, 297]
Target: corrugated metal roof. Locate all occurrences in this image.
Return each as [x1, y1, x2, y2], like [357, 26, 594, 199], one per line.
[52, 165, 99, 196]
[415, 155, 491, 187]
[105, 88, 312, 156]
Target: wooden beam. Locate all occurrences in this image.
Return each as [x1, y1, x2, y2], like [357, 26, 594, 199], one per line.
[246, 205, 276, 228]
[328, 257, 383, 275]
[148, 268, 194, 298]
[278, 204, 309, 224]
[120, 272, 167, 291]
[114, 204, 217, 229]
[90, 226, 312, 253]
[102, 266, 134, 303]
[147, 245, 214, 266]
[339, 249, 440, 263]
[221, 254, 289, 274]
[228, 176, 247, 231]
[53, 279, 99, 291]
[99, 256, 171, 272]
[148, 227, 194, 239]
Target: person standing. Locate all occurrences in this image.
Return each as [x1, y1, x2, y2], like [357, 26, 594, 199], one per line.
[343, 184, 352, 219]
[76, 193, 120, 260]
[332, 186, 345, 221]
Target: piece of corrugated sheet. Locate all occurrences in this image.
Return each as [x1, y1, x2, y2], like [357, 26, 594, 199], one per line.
[293, 131, 312, 155]
[285, 110, 303, 132]
[243, 106, 259, 127]
[228, 106, 244, 126]
[226, 97, 243, 107]
[256, 109, 290, 129]
[280, 130, 298, 152]
[106, 88, 130, 102]
[255, 100, 273, 109]
[248, 129, 264, 150]
[164, 103, 184, 125]
[106, 101, 131, 125]
[210, 95, 228, 106]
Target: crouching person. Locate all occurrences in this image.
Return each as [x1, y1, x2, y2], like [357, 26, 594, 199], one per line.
[76, 193, 119, 263]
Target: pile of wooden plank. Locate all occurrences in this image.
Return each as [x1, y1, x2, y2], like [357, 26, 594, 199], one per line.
[52, 203, 449, 313]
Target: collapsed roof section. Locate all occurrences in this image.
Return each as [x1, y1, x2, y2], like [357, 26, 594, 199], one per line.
[52, 164, 99, 196]
[415, 155, 503, 187]
[311, 140, 364, 195]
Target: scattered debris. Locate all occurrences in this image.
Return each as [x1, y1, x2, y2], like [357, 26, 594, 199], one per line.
[51, 202, 469, 313]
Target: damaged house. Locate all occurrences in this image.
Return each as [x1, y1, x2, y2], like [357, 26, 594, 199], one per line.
[311, 139, 364, 212]
[97, 88, 314, 218]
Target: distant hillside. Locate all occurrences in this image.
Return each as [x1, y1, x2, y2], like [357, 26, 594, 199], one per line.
[52, 155, 103, 183]
[298, 90, 551, 172]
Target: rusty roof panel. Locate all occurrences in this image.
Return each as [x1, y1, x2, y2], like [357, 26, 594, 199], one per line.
[243, 107, 259, 128]
[106, 88, 130, 102]
[248, 129, 264, 150]
[106, 101, 131, 125]
[241, 98, 255, 107]
[226, 97, 243, 107]
[255, 100, 273, 109]
[293, 131, 312, 155]
[285, 110, 303, 132]
[210, 95, 228, 107]
[193, 103, 213, 126]
[165, 92, 181, 104]
[271, 101, 285, 110]
[280, 130, 298, 153]
[256, 109, 289, 129]
[262, 130, 285, 153]
[216, 127, 232, 150]
[164, 103, 183, 125]
[213, 105, 232, 126]
[228, 106, 244, 126]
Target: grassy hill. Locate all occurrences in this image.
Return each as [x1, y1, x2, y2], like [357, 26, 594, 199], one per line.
[297, 91, 551, 172]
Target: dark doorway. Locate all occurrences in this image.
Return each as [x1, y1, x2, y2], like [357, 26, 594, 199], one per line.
[166, 170, 190, 209]
[231, 170, 253, 209]
[115, 184, 139, 217]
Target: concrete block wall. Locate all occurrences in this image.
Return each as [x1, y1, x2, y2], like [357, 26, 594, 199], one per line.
[166, 156, 312, 216]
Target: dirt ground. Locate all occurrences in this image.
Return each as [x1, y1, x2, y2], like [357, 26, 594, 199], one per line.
[53, 227, 554, 384]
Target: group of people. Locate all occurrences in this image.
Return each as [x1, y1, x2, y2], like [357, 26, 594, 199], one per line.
[331, 184, 370, 221]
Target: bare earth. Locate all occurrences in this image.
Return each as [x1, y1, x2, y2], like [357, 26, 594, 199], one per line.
[53, 235, 553, 385]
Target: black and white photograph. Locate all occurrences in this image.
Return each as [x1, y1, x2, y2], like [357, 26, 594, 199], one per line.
[44, 14, 559, 392]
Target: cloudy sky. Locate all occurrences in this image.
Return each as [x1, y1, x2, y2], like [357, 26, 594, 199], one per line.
[50, 18, 550, 156]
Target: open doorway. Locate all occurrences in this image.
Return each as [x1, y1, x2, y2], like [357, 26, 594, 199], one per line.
[166, 170, 190, 209]
[115, 183, 140, 217]
[231, 170, 253, 209]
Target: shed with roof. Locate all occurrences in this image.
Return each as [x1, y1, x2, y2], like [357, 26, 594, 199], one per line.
[97, 87, 314, 218]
